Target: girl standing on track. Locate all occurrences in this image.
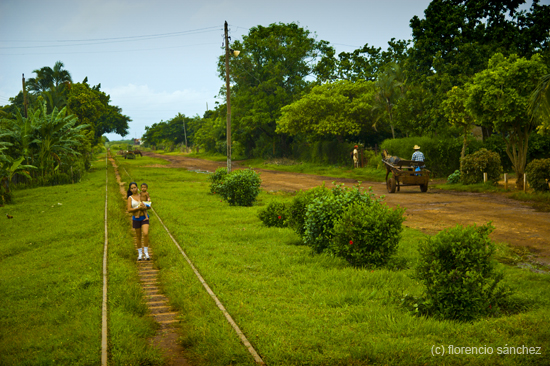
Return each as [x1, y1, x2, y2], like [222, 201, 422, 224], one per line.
[127, 182, 151, 261]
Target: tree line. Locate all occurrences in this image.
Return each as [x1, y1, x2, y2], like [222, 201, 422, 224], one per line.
[137, 1, 550, 188]
[0, 61, 131, 203]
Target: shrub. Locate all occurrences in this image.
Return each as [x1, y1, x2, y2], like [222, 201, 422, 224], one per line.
[415, 223, 510, 321]
[258, 201, 288, 228]
[303, 184, 379, 253]
[218, 169, 261, 206]
[525, 158, 550, 192]
[460, 148, 502, 185]
[208, 167, 228, 194]
[447, 170, 461, 184]
[286, 186, 331, 237]
[330, 201, 405, 267]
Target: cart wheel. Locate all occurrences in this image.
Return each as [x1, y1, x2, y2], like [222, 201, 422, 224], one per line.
[420, 183, 428, 192]
[387, 177, 397, 193]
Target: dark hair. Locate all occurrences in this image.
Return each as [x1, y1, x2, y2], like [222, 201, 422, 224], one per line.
[127, 182, 138, 198]
[141, 183, 148, 188]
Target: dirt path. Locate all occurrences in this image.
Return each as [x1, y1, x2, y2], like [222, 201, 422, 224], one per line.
[143, 152, 550, 266]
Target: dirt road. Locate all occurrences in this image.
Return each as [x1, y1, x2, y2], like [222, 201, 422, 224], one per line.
[143, 152, 550, 266]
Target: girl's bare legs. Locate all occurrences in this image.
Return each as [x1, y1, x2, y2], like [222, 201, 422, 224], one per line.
[141, 224, 149, 247]
[135, 228, 143, 260]
[141, 224, 150, 259]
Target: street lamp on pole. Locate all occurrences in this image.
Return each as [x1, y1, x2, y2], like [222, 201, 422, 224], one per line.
[224, 21, 240, 173]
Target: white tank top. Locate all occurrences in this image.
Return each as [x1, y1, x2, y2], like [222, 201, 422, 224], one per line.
[130, 196, 140, 208]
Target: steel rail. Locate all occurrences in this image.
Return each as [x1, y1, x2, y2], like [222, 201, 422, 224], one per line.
[101, 152, 109, 365]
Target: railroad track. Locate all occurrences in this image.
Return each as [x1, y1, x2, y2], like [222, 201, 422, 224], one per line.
[112, 152, 265, 365]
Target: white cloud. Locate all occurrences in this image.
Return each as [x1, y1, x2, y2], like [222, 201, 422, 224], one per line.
[102, 83, 215, 140]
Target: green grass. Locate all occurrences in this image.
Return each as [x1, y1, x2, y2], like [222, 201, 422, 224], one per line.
[509, 191, 550, 212]
[115, 156, 550, 366]
[0, 155, 163, 365]
[434, 182, 509, 193]
[435, 182, 550, 211]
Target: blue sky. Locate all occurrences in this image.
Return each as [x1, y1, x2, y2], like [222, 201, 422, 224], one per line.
[0, 0, 540, 141]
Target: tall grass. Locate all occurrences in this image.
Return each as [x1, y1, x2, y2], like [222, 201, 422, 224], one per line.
[117, 158, 550, 366]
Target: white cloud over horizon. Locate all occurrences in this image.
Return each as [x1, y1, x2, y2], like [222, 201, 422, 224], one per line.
[103, 83, 215, 140]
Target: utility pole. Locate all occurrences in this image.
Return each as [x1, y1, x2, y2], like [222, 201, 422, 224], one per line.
[183, 118, 188, 152]
[22, 73, 28, 118]
[224, 20, 232, 173]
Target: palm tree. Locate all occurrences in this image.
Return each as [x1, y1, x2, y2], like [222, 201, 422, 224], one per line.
[27, 61, 72, 96]
[51, 61, 72, 87]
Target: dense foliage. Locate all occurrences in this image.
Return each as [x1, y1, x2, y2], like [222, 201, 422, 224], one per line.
[331, 201, 405, 267]
[303, 184, 380, 253]
[208, 167, 228, 194]
[460, 148, 503, 185]
[465, 53, 547, 189]
[414, 224, 510, 321]
[0, 62, 131, 197]
[213, 169, 262, 206]
[285, 186, 331, 237]
[525, 158, 550, 192]
[257, 201, 288, 228]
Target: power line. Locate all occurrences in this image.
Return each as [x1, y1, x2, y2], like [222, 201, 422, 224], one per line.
[0, 26, 222, 43]
[0, 27, 222, 49]
[0, 42, 220, 56]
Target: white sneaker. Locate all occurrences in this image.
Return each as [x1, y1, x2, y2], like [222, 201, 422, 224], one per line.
[138, 248, 143, 261]
[144, 247, 150, 260]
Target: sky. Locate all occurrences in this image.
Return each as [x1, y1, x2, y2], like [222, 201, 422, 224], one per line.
[0, 0, 541, 141]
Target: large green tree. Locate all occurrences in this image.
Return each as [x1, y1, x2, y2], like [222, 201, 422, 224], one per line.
[405, 0, 550, 137]
[217, 22, 332, 157]
[465, 53, 547, 188]
[315, 39, 410, 83]
[409, 0, 550, 80]
[67, 80, 130, 143]
[277, 80, 376, 140]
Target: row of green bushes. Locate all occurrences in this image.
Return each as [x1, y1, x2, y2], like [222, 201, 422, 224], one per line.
[260, 183, 404, 267]
[447, 149, 550, 192]
[258, 186, 513, 322]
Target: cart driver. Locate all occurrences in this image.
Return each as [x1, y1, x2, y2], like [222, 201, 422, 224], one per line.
[412, 145, 425, 169]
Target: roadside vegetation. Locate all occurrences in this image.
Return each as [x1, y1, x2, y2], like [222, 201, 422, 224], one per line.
[115, 156, 550, 366]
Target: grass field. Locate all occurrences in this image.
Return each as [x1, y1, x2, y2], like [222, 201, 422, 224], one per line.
[0, 155, 163, 365]
[115, 156, 550, 366]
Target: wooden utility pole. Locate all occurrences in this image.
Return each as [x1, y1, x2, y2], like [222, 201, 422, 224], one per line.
[224, 21, 232, 173]
[22, 73, 28, 118]
[183, 119, 188, 152]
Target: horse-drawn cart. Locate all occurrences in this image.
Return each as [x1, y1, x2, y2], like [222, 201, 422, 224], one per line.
[382, 150, 430, 193]
[124, 151, 136, 159]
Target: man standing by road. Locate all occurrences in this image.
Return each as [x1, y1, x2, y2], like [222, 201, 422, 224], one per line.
[412, 145, 425, 169]
[353, 145, 359, 168]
